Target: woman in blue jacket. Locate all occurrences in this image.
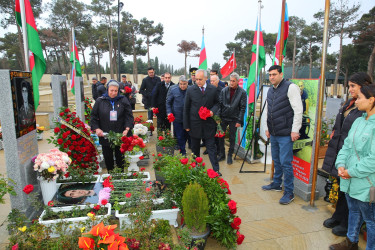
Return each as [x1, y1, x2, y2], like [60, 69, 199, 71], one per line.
[330, 84, 375, 250]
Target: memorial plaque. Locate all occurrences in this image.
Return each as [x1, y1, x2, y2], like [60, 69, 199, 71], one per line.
[80, 79, 84, 102]
[10, 71, 36, 138]
[60, 80, 68, 107]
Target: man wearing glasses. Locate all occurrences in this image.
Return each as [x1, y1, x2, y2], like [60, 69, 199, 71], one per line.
[261, 65, 303, 205]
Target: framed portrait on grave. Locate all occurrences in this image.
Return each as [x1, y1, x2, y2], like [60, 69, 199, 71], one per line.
[10, 71, 36, 138]
[80, 79, 84, 102]
[51, 182, 104, 207]
[60, 79, 68, 107]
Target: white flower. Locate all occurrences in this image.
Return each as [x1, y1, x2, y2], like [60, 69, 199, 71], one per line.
[146, 120, 153, 123]
[41, 161, 50, 170]
[33, 164, 39, 171]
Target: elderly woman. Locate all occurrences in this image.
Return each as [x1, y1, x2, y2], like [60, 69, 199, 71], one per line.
[330, 84, 375, 250]
[90, 80, 134, 171]
[323, 73, 373, 237]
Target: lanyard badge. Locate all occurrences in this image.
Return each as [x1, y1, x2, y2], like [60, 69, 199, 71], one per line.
[110, 101, 118, 121]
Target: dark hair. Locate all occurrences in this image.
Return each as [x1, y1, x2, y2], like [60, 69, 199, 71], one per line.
[56, 183, 95, 205]
[161, 74, 165, 77]
[210, 70, 218, 74]
[164, 72, 171, 76]
[101, 76, 107, 80]
[268, 65, 282, 73]
[359, 85, 375, 110]
[147, 67, 155, 71]
[348, 72, 373, 87]
[121, 75, 127, 78]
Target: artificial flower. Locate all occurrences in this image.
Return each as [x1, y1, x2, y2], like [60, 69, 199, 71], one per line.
[78, 237, 95, 249]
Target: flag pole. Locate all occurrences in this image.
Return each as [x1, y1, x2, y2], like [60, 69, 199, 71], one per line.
[309, 0, 331, 207]
[279, 0, 286, 66]
[71, 27, 76, 89]
[233, 48, 235, 73]
[19, 0, 30, 71]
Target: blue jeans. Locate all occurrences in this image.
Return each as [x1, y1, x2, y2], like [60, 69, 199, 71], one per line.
[174, 122, 188, 155]
[270, 135, 294, 194]
[346, 194, 375, 249]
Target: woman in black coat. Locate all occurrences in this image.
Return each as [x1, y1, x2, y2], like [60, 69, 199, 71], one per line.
[90, 80, 134, 171]
[322, 72, 373, 237]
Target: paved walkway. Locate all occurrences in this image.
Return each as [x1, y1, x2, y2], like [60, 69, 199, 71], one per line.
[0, 130, 367, 249]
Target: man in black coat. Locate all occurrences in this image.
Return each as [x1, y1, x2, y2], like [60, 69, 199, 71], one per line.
[91, 77, 99, 100]
[96, 77, 107, 100]
[184, 69, 221, 175]
[140, 67, 161, 120]
[152, 72, 174, 130]
[218, 72, 247, 164]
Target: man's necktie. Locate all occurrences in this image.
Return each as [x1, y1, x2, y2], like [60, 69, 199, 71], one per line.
[201, 87, 205, 94]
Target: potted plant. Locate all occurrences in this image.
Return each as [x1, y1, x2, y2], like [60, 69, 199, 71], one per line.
[182, 182, 210, 250]
[318, 117, 334, 158]
[156, 129, 176, 155]
[36, 124, 45, 140]
[32, 148, 71, 204]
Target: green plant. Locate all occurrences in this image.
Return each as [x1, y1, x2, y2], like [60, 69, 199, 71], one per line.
[320, 117, 335, 146]
[0, 174, 16, 203]
[182, 183, 209, 233]
[156, 129, 177, 147]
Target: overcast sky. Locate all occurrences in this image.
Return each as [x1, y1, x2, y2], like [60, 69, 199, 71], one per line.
[3, 0, 374, 73]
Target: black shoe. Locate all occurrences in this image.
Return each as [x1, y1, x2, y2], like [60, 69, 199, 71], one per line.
[323, 218, 340, 229]
[203, 150, 208, 155]
[332, 225, 348, 237]
[216, 171, 222, 176]
[200, 143, 205, 147]
[227, 155, 233, 165]
[217, 155, 225, 162]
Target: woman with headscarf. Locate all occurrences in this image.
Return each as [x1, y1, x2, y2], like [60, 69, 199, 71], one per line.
[322, 72, 373, 237]
[90, 80, 134, 171]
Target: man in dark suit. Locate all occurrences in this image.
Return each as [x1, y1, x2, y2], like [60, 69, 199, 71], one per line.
[184, 69, 221, 175]
[140, 67, 161, 120]
[152, 72, 174, 130]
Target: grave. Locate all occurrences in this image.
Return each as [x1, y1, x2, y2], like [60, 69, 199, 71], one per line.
[0, 70, 39, 218]
[51, 74, 68, 120]
[74, 77, 85, 123]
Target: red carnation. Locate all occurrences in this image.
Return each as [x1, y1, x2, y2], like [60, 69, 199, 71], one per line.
[23, 184, 34, 194]
[54, 127, 60, 133]
[231, 217, 242, 230]
[47, 201, 54, 207]
[152, 107, 159, 114]
[236, 231, 245, 245]
[167, 113, 175, 123]
[93, 205, 101, 210]
[196, 157, 203, 163]
[198, 106, 211, 120]
[158, 136, 164, 141]
[101, 199, 108, 205]
[207, 169, 219, 178]
[139, 156, 144, 160]
[125, 86, 132, 94]
[140, 167, 145, 171]
[125, 193, 132, 198]
[180, 158, 189, 164]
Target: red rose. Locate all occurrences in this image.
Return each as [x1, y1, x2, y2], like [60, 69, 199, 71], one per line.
[158, 136, 164, 141]
[167, 113, 175, 123]
[125, 193, 132, 198]
[64, 172, 70, 178]
[227, 188, 232, 195]
[198, 106, 211, 120]
[190, 162, 196, 168]
[62, 133, 67, 139]
[54, 127, 60, 133]
[139, 156, 144, 160]
[231, 217, 242, 230]
[140, 167, 145, 171]
[196, 157, 203, 163]
[152, 108, 159, 114]
[23, 184, 34, 194]
[57, 138, 63, 145]
[157, 153, 163, 157]
[228, 200, 237, 214]
[47, 201, 54, 207]
[93, 205, 101, 210]
[65, 108, 70, 113]
[101, 199, 108, 205]
[202, 162, 206, 166]
[125, 86, 132, 93]
[180, 158, 189, 164]
[61, 125, 67, 129]
[71, 135, 77, 140]
[207, 169, 219, 178]
[59, 112, 64, 117]
[145, 187, 151, 192]
[236, 231, 245, 245]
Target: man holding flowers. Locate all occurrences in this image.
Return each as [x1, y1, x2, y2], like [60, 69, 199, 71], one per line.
[183, 69, 221, 175]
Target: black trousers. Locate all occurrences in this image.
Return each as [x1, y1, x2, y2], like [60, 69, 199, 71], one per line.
[332, 179, 349, 228]
[219, 120, 237, 156]
[102, 145, 124, 171]
[191, 136, 219, 172]
[156, 113, 171, 131]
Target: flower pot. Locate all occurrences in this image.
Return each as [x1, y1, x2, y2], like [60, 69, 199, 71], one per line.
[126, 152, 143, 171]
[39, 203, 111, 238]
[0, 140, 3, 150]
[37, 132, 44, 140]
[156, 145, 174, 156]
[187, 225, 211, 250]
[318, 145, 329, 159]
[154, 169, 166, 184]
[100, 172, 150, 182]
[115, 198, 179, 229]
[38, 177, 58, 205]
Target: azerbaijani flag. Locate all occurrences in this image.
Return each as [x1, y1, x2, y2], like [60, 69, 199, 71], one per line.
[15, 0, 46, 111]
[198, 35, 207, 70]
[70, 28, 82, 94]
[247, 19, 266, 104]
[272, 2, 289, 66]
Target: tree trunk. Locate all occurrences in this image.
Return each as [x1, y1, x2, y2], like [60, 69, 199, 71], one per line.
[334, 28, 344, 97]
[113, 47, 118, 80]
[43, 49, 49, 74]
[184, 52, 187, 77]
[367, 44, 375, 81]
[92, 46, 98, 77]
[17, 25, 26, 70]
[309, 42, 312, 79]
[107, 18, 114, 79]
[96, 48, 101, 79]
[292, 36, 297, 78]
[53, 46, 62, 73]
[80, 47, 89, 81]
[147, 37, 151, 67]
[132, 32, 138, 84]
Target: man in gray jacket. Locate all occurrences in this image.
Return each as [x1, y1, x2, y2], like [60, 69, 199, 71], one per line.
[218, 72, 247, 165]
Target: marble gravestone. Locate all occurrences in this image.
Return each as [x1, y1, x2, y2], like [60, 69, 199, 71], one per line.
[0, 70, 39, 218]
[74, 77, 85, 124]
[51, 74, 68, 119]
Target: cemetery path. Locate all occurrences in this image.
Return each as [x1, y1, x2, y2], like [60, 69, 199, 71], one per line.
[0, 130, 367, 249]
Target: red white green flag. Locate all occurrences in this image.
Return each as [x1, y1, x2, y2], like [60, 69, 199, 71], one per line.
[272, 2, 289, 66]
[15, 0, 46, 111]
[198, 35, 207, 70]
[70, 29, 82, 94]
[247, 20, 266, 104]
